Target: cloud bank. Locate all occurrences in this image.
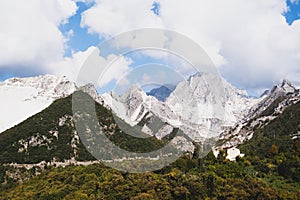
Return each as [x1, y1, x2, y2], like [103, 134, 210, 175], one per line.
[0, 0, 77, 68]
[81, 0, 300, 93]
[0, 0, 299, 95]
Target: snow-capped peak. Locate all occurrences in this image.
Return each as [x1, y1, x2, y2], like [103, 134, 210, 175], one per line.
[0, 75, 77, 99]
[0, 75, 77, 133]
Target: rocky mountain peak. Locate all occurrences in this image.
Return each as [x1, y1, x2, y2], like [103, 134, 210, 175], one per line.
[270, 79, 296, 95]
[0, 74, 77, 99]
[281, 79, 296, 93]
[79, 83, 98, 99]
[100, 72, 262, 142]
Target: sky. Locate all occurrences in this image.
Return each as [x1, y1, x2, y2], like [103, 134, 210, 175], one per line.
[0, 0, 300, 96]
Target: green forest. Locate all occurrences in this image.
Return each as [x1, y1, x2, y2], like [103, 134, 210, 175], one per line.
[0, 93, 299, 199]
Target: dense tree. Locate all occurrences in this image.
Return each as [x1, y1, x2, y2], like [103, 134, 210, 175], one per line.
[1, 93, 300, 199]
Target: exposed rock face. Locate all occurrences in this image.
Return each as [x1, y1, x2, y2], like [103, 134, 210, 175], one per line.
[216, 80, 300, 161]
[2, 74, 298, 162]
[101, 73, 262, 143]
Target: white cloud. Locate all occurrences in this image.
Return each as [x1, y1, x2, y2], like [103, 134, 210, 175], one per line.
[81, 0, 163, 37]
[0, 0, 77, 67]
[1, 0, 299, 93]
[48, 46, 132, 88]
[81, 0, 300, 92]
[97, 53, 132, 87]
[47, 46, 97, 82]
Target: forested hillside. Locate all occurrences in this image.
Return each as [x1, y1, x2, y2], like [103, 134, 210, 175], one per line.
[1, 101, 300, 199]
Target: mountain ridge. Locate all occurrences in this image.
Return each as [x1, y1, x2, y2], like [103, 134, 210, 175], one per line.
[0, 74, 300, 199]
[0, 75, 77, 133]
[1, 73, 297, 150]
[102, 73, 265, 144]
[0, 73, 298, 159]
[215, 78, 300, 161]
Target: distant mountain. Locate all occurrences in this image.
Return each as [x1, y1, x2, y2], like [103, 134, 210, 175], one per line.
[102, 72, 263, 144]
[146, 85, 175, 102]
[0, 75, 76, 133]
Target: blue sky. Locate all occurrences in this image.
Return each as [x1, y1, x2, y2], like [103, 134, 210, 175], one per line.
[284, 0, 300, 25]
[0, 0, 299, 96]
[60, 1, 162, 57]
[59, 2, 100, 57]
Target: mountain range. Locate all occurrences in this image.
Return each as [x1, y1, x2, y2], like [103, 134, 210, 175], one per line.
[0, 73, 298, 161]
[0, 73, 299, 199]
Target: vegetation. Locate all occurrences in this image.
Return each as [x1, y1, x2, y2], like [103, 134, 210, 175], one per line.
[0, 93, 299, 199]
[259, 96, 286, 117]
[240, 100, 300, 182]
[0, 92, 178, 164]
[1, 152, 300, 199]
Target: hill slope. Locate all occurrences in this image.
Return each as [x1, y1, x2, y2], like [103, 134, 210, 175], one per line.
[1, 93, 300, 199]
[0, 91, 185, 165]
[1, 100, 300, 199]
